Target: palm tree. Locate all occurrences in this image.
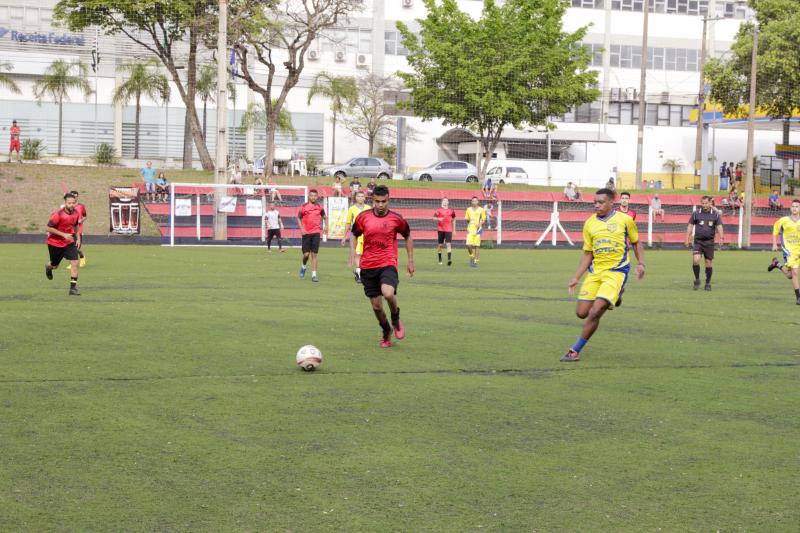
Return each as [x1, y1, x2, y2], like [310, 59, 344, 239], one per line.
[196, 64, 216, 141]
[307, 72, 357, 164]
[33, 59, 92, 156]
[662, 158, 685, 189]
[0, 61, 21, 94]
[112, 58, 170, 159]
[240, 101, 296, 140]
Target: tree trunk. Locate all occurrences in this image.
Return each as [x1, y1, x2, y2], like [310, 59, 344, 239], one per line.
[264, 106, 277, 178]
[57, 96, 63, 156]
[202, 99, 208, 141]
[182, 112, 192, 168]
[368, 135, 375, 157]
[182, 25, 199, 170]
[331, 113, 336, 164]
[781, 119, 790, 194]
[134, 93, 141, 159]
[672, 170, 675, 189]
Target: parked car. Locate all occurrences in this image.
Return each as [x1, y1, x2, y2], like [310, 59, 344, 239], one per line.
[320, 157, 393, 179]
[485, 164, 529, 184]
[409, 161, 479, 183]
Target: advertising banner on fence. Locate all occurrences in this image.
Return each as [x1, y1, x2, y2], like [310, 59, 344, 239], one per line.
[219, 196, 237, 213]
[326, 196, 349, 239]
[246, 199, 263, 217]
[108, 187, 140, 235]
[175, 198, 192, 217]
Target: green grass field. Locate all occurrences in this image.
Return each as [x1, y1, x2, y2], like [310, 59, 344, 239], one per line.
[1, 244, 798, 531]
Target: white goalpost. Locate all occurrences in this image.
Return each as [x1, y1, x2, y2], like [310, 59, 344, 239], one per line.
[166, 182, 308, 246]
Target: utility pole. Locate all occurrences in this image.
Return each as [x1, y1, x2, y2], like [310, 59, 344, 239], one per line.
[694, 16, 723, 190]
[742, 22, 758, 248]
[634, 1, 649, 190]
[215, 0, 229, 240]
[92, 28, 100, 152]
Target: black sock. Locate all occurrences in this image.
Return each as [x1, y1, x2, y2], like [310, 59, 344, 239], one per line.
[380, 321, 391, 338]
[705, 267, 712, 283]
[438, 252, 442, 262]
[391, 307, 400, 326]
[795, 289, 800, 298]
[302, 256, 308, 266]
[447, 252, 452, 261]
[70, 277, 77, 288]
[693, 265, 700, 280]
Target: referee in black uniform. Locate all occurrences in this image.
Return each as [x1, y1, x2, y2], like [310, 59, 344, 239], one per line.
[685, 195, 724, 291]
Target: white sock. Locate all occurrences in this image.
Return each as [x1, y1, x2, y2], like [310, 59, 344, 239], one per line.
[301, 264, 307, 270]
[356, 268, 361, 275]
[312, 271, 317, 277]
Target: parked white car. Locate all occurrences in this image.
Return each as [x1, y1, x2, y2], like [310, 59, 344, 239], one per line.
[485, 165, 529, 184]
[409, 161, 479, 183]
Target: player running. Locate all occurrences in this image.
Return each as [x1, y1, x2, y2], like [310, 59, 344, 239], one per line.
[8, 119, 21, 163]
[768, 198, 800, 305]
[351, 185, 414, 348]
[265, 202, 285, 252]
[71, 190, 88, 267]
[562, 188, 645, 362]
[618, 191, 637, 220]
[464, 197, 487, 268]
[685, 195, 723, 291]
[433, 197, 456, 266]
[45, 192, 82, 296]
[297, 189, 326, 282]
[342, 190, 370, 283]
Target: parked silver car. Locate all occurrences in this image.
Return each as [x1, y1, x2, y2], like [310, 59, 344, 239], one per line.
[409, 161, 479, 183]
[321, 157, 393, 179]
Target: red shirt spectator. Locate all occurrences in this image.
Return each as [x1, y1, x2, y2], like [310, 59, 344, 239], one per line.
[298, 201, 325, 235]
[352, 209, 411, 269]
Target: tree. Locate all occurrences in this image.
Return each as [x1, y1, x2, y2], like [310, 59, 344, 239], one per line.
[33, 59, 93, 156]
[662, 158, 685, 189]
[340, 73, 401, 157]
[239, 102, 296, 140]
[230, 0, 364, 177]
[398, 0, 599, 179]
[704, 0, 800, 188]
[307, 72, 357, 164]
[112, 59, 170, 159]
[54, 0, 217, 170]
[0, 61, 21, 94]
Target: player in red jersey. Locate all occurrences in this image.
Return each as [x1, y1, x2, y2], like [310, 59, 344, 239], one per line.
[70, 190, 88, 267]
[351, 185, 415, 348]
[45, 192, 82, 295]
[433, 197, 456, 266]
[297, 189, 326, 282]
[618, 191, 637, 220]
[8, 120, 21, 163]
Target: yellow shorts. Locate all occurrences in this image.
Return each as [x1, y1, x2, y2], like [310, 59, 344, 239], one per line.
[578, 269, 628, 307]
[783, 248, 800, 269]
[355, 235, 364, 255]
[466, 232, 481, 247]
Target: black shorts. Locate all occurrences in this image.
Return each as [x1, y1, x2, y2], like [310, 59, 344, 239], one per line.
[693, 239, 715, 259]
[361, 266, 399, 298]
[48, 243, 79, 266]
[437, 231, 452, 244]
[302, 233, 321, 254]
[267, 228, 282, 240]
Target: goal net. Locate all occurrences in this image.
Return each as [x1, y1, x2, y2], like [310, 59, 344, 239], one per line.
[162, 182, 308, 246]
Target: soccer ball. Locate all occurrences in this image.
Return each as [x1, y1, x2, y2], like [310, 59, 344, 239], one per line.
[296, 345, 322, 371]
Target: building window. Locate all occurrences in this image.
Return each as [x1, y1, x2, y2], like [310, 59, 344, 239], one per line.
[41, 8, 53, 24]
[25, 7, 38, 26]
[10, 6, 23, 21]
[0, 6, 8, 23]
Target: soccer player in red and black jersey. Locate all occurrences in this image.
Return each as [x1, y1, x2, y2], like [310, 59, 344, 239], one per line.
[297, 189, 326, 282]
[433, 197, 456, 266]
[351, 185, 415, 348]
[45, 192, 82, 295]
[618, 191, 637, 221]
[71, 190, 88, 267]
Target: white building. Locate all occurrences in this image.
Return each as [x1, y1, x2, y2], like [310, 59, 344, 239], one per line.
[0, 0, 790, 188]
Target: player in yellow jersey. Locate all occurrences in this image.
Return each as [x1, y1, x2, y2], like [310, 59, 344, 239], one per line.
[464, 196, 487, 268]
[767, 198, 800, 305]
[342, 190, 371, 283]
[561, 188, 646, 362]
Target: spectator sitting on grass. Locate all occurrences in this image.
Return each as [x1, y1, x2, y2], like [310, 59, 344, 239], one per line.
[155, 172, 169, 202]
[769, 190, 781, 211]
[564, 182, 581, 201]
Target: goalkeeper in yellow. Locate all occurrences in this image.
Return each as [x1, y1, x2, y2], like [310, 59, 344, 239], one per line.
[562, 188, 646, 362]
[767, 198, 800, 305]
[464, 196, 487, 268]
[342, 190, 370, 283]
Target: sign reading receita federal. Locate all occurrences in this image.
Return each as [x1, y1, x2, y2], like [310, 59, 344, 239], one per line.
[0, 27, 86, 46]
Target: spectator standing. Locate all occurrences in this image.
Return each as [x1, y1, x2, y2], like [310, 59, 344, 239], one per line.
[155, 172, 169, 202]
[730, 162, 736, 183]
[141, 161, 156, 201]
[564, 182, 581, 201]
[650, 194, 665, 222]
[606, 177, 616, 191]
[735, 163, 743, 183]
[769, 190, 781, 211]
[265, 202, 285, 252]
[8, 119, 21, 163]
[366, 177, 377, 199]
[350, 176, 362, 200]
[719, 161, 728, 190]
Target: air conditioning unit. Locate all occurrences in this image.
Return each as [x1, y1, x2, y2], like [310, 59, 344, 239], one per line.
[623, 87, 638, 101]
[334, 48, 346, 63]
[610, 87, 621, 101]
[660, 91, 670, 103]
[356, 53, 370, 68]
[308, 49, 319, 61]
[402, 0, 413, 7]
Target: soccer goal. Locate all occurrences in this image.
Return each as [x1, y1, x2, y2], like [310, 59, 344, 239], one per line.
[164, 182, 308, 246]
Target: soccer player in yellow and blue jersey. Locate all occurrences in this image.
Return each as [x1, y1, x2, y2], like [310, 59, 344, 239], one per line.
[464, 196, 487, 268]
[342, 190, 371, 283]
[768, 198, 800, 305]
[562, 188, 646, 362]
